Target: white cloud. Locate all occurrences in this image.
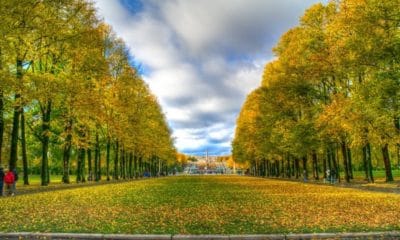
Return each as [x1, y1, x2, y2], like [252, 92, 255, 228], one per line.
[94, 0, 325, 155]
[172, 128, 209, 152]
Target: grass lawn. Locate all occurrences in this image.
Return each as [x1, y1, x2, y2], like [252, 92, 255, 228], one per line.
[25, 175, 64, 184]
[352, 169, 400, 180]
[20, 175, 111, 185]
[1, 175, 400, 234]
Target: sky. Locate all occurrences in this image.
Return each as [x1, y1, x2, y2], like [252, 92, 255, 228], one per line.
[94, 0, 324, 156]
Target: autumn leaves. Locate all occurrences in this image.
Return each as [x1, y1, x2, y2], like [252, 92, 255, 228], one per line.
[233, 0, 400, 182]
[0, 0, 176, 185]
[1, 176, 400, 233]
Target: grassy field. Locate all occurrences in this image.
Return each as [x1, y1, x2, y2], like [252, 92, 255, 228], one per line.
[20, 175, 111, 185]
[352, 169, 400, 180]
[1, 175, 400, 234]
[25, 175, 64, 184]
[14, 168, 400, 188]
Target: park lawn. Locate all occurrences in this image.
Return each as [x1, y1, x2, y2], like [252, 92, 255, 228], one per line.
[25, 175, 64, 184]
[14, 175, 113, 193]
[352, 169, 400, 180]
[20, 175, 111, 185]
[0, 176, 400, 234]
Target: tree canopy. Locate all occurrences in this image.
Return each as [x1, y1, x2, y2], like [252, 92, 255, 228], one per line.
[233, 0, 400, 182]
[0, 0, 177, 185]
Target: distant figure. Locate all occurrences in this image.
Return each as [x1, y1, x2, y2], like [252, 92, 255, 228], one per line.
[303, 170, 308, 182]
[4, 170, 15, 196]
[0, 167, 4, 196]
[325, 169, 330, 183]
[88, 171, 93, 181]
[330, 169, 336, 184]
[12, 169, 18, 195]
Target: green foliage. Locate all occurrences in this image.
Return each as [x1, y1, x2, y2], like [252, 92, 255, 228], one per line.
[0, 0, 176, 183]
[233, 0, 400, 181]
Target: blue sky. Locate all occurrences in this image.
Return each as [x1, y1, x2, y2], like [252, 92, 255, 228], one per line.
[94, 0, 324, 156]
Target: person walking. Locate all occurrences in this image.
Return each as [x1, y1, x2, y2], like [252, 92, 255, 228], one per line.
[4, 170, 15, 196]
[303, 170, 308, 182]
[331, 169, 336, 184]
[325, 169, 330, 183]
[0, 167, 4, 196]
[12, 168, 18, 195]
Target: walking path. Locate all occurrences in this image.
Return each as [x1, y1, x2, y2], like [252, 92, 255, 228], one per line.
[1, 231, 400, 239]
[269, 176, 400, 194]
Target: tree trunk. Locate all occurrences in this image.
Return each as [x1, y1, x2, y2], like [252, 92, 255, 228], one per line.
[154, 157, 158, 177]
[366, 143, 374, 183]
[120, 145, 124, 179]
[106, 137, 110, 181]
[76, 149, 82, 183]
[291, 158, 295, 177]
[113, 140, 119, 180]
[0, 48, 3, 165]
[341, 141, 350, 183]
[76, 126, 87, 183]
[394, 117, 400, 169]
[312, 150, 319, 180]
[21, 110, 29, 185]
[332, 146, 340, 182]
[87, 149, 92, 181]
[275, 161, 280, 177]
[323, 153, 327, 179]
[0, 88, 4, 166]
[397, 144, 400, 170]
[9, 58, 23, 171]
[362, 142, 374, 183]
[134, 154, 138, 178]
[347, 148, 354, 179]
[294, 158, 300, 179]
[40, 100, 52, 186]
[76, 147, 86, 183]
[362, 145, 369, 181]
[382, 143, 394, 182]
[94, 132, 100, 182]
[302, 156, 308, 180]
[326, 147, 332, 171]
[139, 156, 143, 177]
[129, 152, 133, 178]
[81, 148, 86, 182]
[62, 119, 72, 184]
[97, 142, 101, 181]
[126, 151, 129, 178]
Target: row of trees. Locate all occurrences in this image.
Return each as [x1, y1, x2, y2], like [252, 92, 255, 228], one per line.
[0, 0, 177, 186]
[233, 0, 400, 182]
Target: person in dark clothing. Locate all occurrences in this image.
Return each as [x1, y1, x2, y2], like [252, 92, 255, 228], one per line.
[0, 167, 4, 196]
[12, 169, 18, 195]
[330, 169, 336, 184]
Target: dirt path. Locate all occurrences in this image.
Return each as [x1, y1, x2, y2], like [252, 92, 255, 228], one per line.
[269, 176, 400, 194]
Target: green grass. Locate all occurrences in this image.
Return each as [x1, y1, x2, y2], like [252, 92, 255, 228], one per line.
[26, 175, 64, 184]
[1, 176, 400, 234]
[352, 169, 400, 179]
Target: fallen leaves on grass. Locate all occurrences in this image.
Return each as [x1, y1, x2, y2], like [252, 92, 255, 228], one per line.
[0, 176, 399, 234]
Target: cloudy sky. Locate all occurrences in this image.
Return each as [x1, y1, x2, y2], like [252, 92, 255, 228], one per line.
[94, 0, 324, 156]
